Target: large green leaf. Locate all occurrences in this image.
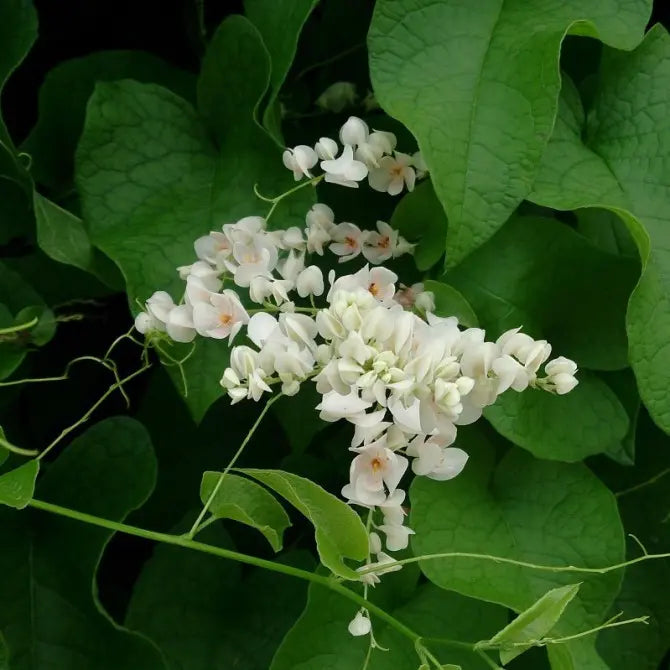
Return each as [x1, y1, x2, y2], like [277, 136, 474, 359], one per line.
[200, 471, 291, 551]
[272, 580, 506, 670]
[126, 516, 312, 670]
[594, 415, 670, 670]
[410, 426, 625, 669]
[368, 0, 651, 267]
[423, 280, 478, 328]
[390, 181, 448, 271]
[76, 80, 223, 421]
[197, 15, 315, 230]
[0, 417, 164, 669]
[484, 372, 629, 462]
[0, 0, 36, 188]
[241, 469, 368, 578]
[529, 27, 670, 435]
[76, 17, 314, 422]
[22, 50, 195, 191]
[447, 216, 639, 371]
[245, 0, 319, 141]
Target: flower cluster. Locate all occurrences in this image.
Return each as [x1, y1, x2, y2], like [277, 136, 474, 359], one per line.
[283, 116, 425, 195]
[219, 264, 578, 568]
[134, 116, 579, 633]
[134, 205, 415, 344]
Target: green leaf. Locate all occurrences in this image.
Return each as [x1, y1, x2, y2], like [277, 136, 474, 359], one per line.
[410, 426, 625, 669]
[197, 15, 314, 230]
[245, 0, 319, 141]
[0, 459, 39, 509]
[600, 370, 640, 465]
[0, 417, 164, 669]
[423, 280, 478, 328]
[575, 208, 637, 258]
[368, 0, 651, 267]
[529, 27, 670, 434]
[76, 79, 221, 421]
[487, 584, 580, 664]
[390, 180, 448, 271]
[0, 0, 36, 188]
[0, 262, 54, 380]
[76, 17, 314, 422]
[447, 216, 639, 371]
[200, 471, 291, 551]
[273, 383, 326, 454]
[594, 415, 670, 670]
[22, 50, 195, 191]
[32, 192, 111, 282]
[126, 515, 313, 670]
[272, 581, 506, 670]
[0, 427, 8, 468]
[241, 468, 368, 578]
[484, 372, 629, 462]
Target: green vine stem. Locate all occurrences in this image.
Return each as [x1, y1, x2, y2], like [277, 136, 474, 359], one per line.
[357, 548, 670, 578]
[28, 498, 422, 646]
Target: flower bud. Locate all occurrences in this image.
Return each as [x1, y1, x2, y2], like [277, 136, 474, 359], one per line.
[347, 611, 371, 637]
[339, 116, 369, 146]
[296, 266, 324, 297]
[545, 356, 578, 377]
[552, 372, 579, 395]
[314, 136, 338, 160]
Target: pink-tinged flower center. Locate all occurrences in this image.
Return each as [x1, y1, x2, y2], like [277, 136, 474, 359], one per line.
[219, 313, 233, 326]
[378, 236, 390, 249]
[345, 236, 358, 249]
[368, 282, 380, 297]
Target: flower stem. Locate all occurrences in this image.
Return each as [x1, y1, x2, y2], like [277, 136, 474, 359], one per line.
[187, 393, 283, 538]
[255, 175, 323, 223]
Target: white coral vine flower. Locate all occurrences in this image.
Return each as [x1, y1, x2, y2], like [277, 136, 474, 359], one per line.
[282, 145, 318, 180]
[192, 290, 249, 340]
[339, 116, 369, 147]
[342, 440, 408, 507]
[347, 611, 371, 637]
[544, 356, 579, 394]
[165, 305, 197, 343]
[320, 145, 368, 188]
[355, 130, 397, 168]
[329, 222, 367, 262]
[296, 265, 324, 297]
[363, 220, 398, 264]
[368, 152, 416, 196]
[314, 137, 339, 160]
[194, 231, 232, 266]
[406, 436, 469, 481]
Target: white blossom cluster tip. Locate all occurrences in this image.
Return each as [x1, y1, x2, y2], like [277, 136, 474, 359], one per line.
[283, 115, 426, 195]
